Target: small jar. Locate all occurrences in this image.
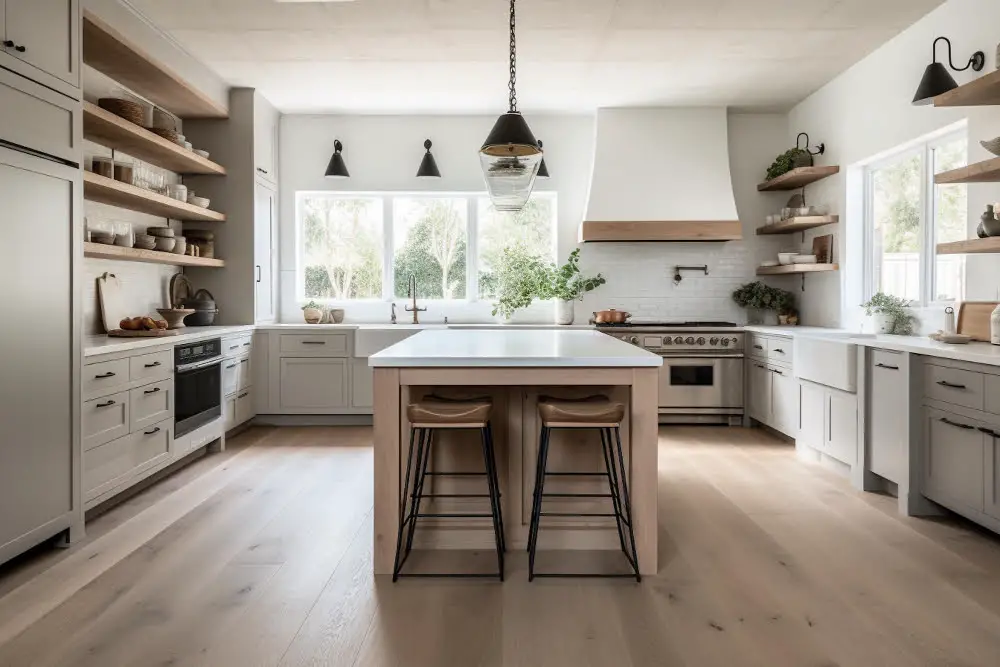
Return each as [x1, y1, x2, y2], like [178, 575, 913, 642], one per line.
[114, 160, 134, 184]
[166, 184, 188, 201]
[92, 156, 114, 178]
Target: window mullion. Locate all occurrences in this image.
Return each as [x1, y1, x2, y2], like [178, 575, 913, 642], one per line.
[467, 196, 478, 302]
[383, 196, 393, 301]
[920, 142, 933, 305]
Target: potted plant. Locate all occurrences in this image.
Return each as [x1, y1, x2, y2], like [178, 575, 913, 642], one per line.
[546, 249, 606, 325]
[490, 243, 551, 322]
[861, 293, 914, 335]
[731, 281, 795, 325]
[301, 300, 323, 324]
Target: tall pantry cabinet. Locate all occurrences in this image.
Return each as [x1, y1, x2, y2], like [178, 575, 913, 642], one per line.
[0, 1, 83, 566]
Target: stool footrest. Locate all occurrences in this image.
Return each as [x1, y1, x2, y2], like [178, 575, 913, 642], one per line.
[418, 493, 496, 499]
[542, 493, 613, 499]
[544, 471, 608, 477]
[415, 512, 496, 519]
[424, 471, 487, 476]
[539, 512, 618, 518]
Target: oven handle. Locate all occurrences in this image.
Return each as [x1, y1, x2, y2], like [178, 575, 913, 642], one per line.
[660, 354, 745, 360]
[177, 357, 222, 373]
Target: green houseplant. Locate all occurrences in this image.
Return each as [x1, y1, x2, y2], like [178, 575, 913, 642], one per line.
[861, 293, 914, 335]
[732, 281, 796, 325]
[547, 249, 606, 325]
[490, 243, 552, 321]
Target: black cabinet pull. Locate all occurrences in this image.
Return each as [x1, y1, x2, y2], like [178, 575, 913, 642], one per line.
[229, 344, 240, 350]
[875, 363, 899, 370]
[243, 342, 251, 347]
[2, 40, 13, 48]
[978, 426, 999, 438]
[238, 392, 250, 399]
[936, 380, 967, 389]
[772, 369, 784, 376]
[240, 359, 248, 364]
[96, 400, 116, 408]
[256, 265, 262, 283]
[144, 427, 161, 436]
[774, 348, 785, 354]
[226, 363, 238, 370]
[95, 371, 116, 379]
[753, 344, 764, 350]
[144, 387, 161, 395]
[14, 45, 25, 53]
[302, 341, 326, 345]
[144, 361, 161, 368]
[940, 417, 974, 430]
[257, 167, 269, 175]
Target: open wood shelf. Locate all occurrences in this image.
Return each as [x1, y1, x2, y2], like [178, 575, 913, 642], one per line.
[579, 220, 742, 242]
[83, 172, 226, 223]
[756, 215, 839, 235]
[934, 68, 1000, 108]
[937, 238, 1000, 255]
[82, 11, 228, 119]
[756, 263, 839, 276]
[935, 156, 1000, 184]
[83, 102, 225, 176]
[84, 242, 225, 268]
[757, 166, 841, 191]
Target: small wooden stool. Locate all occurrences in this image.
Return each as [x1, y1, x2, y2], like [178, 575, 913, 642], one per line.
[392, 398, 505, 580]
[527, 396, 640, 581]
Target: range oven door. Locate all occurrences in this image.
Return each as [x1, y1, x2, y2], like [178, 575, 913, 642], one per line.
[658, 356, 744, 414]
[175, 357, 222, 438]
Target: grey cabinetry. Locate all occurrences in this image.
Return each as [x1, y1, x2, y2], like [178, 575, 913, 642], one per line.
[0, 147, 80, 563]
[922, 407, 985, 516]
[253, 91, 279, 184]
[827, 389, 858, 466]
[1, 0, 80, 92]
[254, 180, 276, 323]
[985, 431, 1000, 520]
[869, 350, 907, 483]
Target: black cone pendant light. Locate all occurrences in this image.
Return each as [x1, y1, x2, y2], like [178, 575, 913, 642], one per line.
[536, 140, 549, 178]
[324, 139, 350, 178]
[416, 139, 441, 178]
[912, 37, 985, 105]
[479, 0, 541, 212]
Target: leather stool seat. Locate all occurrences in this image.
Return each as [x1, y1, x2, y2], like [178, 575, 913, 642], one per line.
[538, 398, 625, 426]
[407, 400, 492, 426]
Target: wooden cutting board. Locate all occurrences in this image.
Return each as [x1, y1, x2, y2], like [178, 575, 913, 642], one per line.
[957, 302, 999, 341]
[97, 272, 128, 334]
[107, 329, 180, 338]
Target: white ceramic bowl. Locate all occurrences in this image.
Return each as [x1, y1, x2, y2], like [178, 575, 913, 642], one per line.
[155, 237, 176, 252]
[193, 149, 210, 159]
[760, 260, 779, 267]
[187, 195, 210, 209]
[981, 137, 1000, 157]
[792, 254, 818, 264]
[146, 226, 175, 238]
[778, 252, 799, 265]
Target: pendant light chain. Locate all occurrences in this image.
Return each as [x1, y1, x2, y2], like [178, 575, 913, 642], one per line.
[508, 0, 517, 113]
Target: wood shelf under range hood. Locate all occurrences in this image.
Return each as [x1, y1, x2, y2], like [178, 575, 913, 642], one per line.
[937, 238, 1000, 255]
[756, 263, 838, 276]
[757, 166, 840, 191]
[579, 220, 742, 243]
[84, 243, 225, 268]
[83, 172, 226, 223]
[934, 68, 1000, 107]
[82, 12, 228, 119]
[935, 156, 1000, 185]
[83, 102, 226, 176]
[756, 215, 839, 235]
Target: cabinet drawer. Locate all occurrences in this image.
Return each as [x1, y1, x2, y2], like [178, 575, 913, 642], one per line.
[872, 349, 904, 372]
[130, 350, 172, 384]
[84, 420, 172, 502]
[222, 355, 252, 396]
[223, 393, 237, 432]
[279, 333, 348, 357]
[0, 69, 80, 164]
[84, 358, 130, 399]
[236, 388, 254, 425]
[223, 333, 254, 358]
[83, 391, 129, 451]
[748, 335, 768, 359]
[766, 337, 793, 365]
[924, 364, 984, 411]
[129, 379, 172, 432]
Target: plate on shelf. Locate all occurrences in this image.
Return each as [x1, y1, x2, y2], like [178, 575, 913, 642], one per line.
[760, 260, 779, 267]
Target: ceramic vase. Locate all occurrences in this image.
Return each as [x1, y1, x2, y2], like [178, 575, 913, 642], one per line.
[982, 204, 1000, 237]
[303, 307, 322, 324]
[555, 299, 575, 325]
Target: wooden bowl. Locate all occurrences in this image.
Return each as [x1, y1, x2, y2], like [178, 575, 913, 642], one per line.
[156, 308, 195, 329]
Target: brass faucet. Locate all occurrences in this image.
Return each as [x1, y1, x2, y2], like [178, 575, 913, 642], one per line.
[405, 274, 427, 324]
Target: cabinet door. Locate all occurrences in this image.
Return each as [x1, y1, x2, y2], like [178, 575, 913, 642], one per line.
[869, 353, 906, 482]
[0, 150, 77, 550]
[254, 181, 276, 323]
[351, 358, 374, 409]
[986, 432, 1000, 520]
[826, 390, 858, 465]
[798, 381, 826, 452]
[4, 0, 80, 87]
[923, 408, 985, 514]
[747, 361, 771, 424]
[235, 389, 254, 425]
[253, 93, 278, 182]
[223, 392, 237, 432]
[222, 358, 241, 397]
[770, 366, 798, 437]
[279, 358, 348, 412]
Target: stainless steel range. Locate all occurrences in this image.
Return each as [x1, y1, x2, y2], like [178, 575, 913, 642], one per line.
[598, 322, 744, 425]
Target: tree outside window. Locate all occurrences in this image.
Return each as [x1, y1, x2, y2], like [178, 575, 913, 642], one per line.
[300, 195, 383, 300]
[393, 198, 467, 300]
[478, 195, 556, 298]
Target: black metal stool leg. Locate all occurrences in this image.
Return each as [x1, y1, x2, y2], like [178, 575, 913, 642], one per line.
[404, 427, 433, 559]
[392, 427, 420, 581]
[600, 428, 630, 557]
[528, 426, 552, 582]
[479, 426, 505, 580]
[484, 422, 506, 553]
[527, 425, 549, 556]
[612, 426, 641, 582]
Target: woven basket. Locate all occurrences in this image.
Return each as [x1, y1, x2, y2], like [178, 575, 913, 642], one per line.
[148, 127, 182, 144]
[98, 98, 147, 126]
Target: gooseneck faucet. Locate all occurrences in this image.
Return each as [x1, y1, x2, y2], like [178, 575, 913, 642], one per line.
[405, 274, 427, 324]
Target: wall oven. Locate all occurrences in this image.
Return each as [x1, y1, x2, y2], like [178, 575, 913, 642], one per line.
[174, 338, 222, 438]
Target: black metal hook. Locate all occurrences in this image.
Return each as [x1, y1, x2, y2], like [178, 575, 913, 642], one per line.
[932, 36, 985, 72]
[797, 132, 825, 157]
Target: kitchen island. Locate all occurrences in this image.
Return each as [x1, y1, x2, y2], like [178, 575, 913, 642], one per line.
[369, 329, 662, 576]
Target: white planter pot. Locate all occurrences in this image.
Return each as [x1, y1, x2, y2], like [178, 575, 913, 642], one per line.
[868, 313, 893, 334]
[555, 299, 575, 325]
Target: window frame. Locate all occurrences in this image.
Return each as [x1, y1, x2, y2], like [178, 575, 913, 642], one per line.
[295, 190, 558, 304]
[862, 130, 967, 307]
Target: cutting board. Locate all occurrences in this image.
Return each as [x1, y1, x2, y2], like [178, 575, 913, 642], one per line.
[97, 272, 128, 334]
[107, 329, 180, 338]
[957, 301, 999, 342]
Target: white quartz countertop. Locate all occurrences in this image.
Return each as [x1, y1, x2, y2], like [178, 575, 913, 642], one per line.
[84, 325, 256, 357]
[853, 335, 1000, 367]
[743, 325, 852, 338]
[370, 329, 663, 368]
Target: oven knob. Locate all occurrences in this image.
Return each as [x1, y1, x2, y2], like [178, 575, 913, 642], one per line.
[710, 337, 719, 345]
[685, 336, 695, 344]
[663, 337, 673, 345]
[629, 336, 639, 344]
[674, 336, 684, 344]
[696, 337, 706, 345]
[722, 338, 730, 346]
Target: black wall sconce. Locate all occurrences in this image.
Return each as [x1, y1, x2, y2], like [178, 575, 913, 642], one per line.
[912, 37, 985, 105]
[324, 139, 350, 178]
[416, 139, 441, 178]
[536, 140, 550, 178]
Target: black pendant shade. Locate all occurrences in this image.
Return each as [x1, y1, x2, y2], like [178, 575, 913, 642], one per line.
[536, 140, 549, 178]
[324, 139, 350, 178]
[481, 112, 539, 156]
[416, 139, 441, 178]
[912, 37, 985, 106]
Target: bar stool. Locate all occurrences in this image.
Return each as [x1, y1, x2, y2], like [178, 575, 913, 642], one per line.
[527, 396, 640, 582]
[392, 397, 505, 581]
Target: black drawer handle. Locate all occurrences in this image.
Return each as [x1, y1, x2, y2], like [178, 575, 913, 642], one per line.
[753, 344, 764, 350]
[95, 372, 116, 379]
[302, 341, 326, 345]
[226, 363, 238, 370]
[238, 392, 250, 399]
[875, 363, 899, 370]
[774, 348, 785, 354]
[243, 342, 251, 347]
[936, 380, 967, 390]
[940, 417, 974, 430]
[144, 387, 161, 395]
[772, 369, 784, 376]
[14, 45, 25, 53]
[143, 427, 161, 436]
[144, 361, 162, 368]
[2, 40, 13, 48]
[240, 359, 248, 364]
[978, 426, 999, 438]
[229, 345, 240, 350]
[96, 400, 116, 408]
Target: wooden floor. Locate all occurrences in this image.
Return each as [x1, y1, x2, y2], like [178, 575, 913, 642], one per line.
[2, 426, 1000, 666]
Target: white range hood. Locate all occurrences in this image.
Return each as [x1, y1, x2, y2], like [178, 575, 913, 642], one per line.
[580, 107, 741, 242]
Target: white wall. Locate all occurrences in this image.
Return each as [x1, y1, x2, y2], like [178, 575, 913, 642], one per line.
[788, 0, 1000, 330]
[278, 112, 789, 324]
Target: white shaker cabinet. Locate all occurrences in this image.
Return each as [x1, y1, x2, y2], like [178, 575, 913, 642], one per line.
[254, 180, 277, 323]
[798, 380, 826, 452]
[827, 389, 858, 466]
[253, 91, 279, 184]
[747, 360, 771, 424]
[770, 366, 798, 437]
[279, 358, 348, 412]
[1, 0, 80, 92]
[868, 351, 907, 483]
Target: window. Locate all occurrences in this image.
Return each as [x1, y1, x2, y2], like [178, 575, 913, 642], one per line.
[865, 131, 967, 304]
[297, 192, 557, 302]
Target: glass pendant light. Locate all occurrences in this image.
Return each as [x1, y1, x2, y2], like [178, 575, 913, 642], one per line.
[479, 0, 541, 212]
[416, 139, 441, 178]
[324, 140, 350, 178]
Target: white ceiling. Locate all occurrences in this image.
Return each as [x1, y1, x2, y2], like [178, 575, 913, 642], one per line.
[127, 0, 944, 114]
